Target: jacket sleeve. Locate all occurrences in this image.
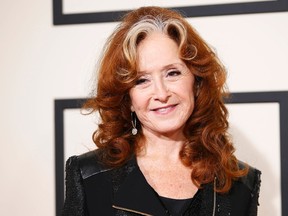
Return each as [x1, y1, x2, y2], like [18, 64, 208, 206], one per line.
[61, 156, 88, 216]
[248, 167, 262, 216]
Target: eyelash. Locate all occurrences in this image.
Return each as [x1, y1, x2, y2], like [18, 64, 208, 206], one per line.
[135, 78, 149, 85]
[167, 70, 181, 77]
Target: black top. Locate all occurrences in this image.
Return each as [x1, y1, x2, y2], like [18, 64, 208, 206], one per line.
[159, 190, 202, 216]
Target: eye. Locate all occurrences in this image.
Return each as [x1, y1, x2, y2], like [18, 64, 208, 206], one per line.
[135, 78, 149, 85]
[167, 70, 182, 77]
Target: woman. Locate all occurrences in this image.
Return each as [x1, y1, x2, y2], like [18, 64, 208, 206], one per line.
[62, 6, 261, 216]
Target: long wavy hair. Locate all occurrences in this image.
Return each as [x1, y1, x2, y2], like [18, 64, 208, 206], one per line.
[83, 6, 248, 193]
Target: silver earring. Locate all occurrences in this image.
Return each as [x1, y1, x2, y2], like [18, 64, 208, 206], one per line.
[131, 112, 138, 135]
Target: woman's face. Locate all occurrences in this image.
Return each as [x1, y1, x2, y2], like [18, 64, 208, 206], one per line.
[129, 32, 195, 137]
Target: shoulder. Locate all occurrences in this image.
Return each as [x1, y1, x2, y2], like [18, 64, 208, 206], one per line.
[63, 152, 102, 215]
[237, 161, 261, 193]
[64, 149, 111, 180]
[74, 149, 112, 180]
[227, 161, 261, 215]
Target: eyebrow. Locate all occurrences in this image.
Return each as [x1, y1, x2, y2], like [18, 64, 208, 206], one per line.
[138, 62, 185, 74]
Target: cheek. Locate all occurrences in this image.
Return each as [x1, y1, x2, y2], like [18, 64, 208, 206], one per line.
[129, 89, 143, 112]
[129, 88, 136, 110]
[179, 80, 195, 111]
[178, 79, 195, 99]
[131, 98, 145, 112]
[129, 92, 151, 118]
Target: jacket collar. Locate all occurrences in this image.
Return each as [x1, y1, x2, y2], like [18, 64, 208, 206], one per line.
[112, 157, 168, 215]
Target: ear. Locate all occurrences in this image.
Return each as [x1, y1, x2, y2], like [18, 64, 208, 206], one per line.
[130, 105, 135, 112]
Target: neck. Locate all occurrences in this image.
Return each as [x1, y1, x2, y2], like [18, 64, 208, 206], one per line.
[138, 128, 186, 162]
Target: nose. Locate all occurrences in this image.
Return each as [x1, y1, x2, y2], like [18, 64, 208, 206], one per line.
[152, 78, 171, 102]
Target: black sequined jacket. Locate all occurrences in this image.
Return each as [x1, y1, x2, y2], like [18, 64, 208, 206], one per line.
[61, 150, 261, 216]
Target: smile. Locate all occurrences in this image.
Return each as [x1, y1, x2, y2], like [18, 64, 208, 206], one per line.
[151, 104, 177, 114]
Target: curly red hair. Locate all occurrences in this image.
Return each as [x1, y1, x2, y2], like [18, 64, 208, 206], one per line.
[83, 6, 248, 193]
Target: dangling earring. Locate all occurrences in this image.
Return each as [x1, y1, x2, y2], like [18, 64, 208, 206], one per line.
[131, 112, 138, 135]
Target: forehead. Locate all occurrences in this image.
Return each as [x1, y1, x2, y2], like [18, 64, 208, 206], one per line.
[136, 32, 181, 72]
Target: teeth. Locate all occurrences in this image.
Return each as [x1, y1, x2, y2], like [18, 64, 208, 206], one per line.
[157, 107, 169, 112]
[154, 106, 173, 113]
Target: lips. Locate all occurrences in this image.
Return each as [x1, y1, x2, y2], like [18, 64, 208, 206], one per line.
[151, 104, 178, 114]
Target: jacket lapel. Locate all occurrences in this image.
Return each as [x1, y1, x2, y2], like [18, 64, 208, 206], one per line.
[112, 158, 168, 215]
